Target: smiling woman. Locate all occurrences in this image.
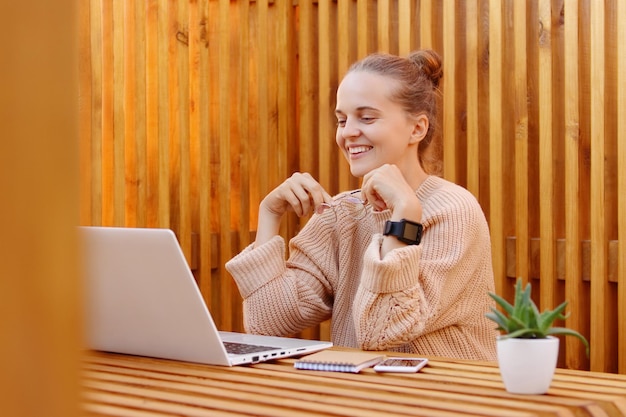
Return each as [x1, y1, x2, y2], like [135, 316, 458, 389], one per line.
[226, 49, 499, 362]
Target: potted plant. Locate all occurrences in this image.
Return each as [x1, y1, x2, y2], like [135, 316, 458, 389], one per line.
[486, 278, 589, 394]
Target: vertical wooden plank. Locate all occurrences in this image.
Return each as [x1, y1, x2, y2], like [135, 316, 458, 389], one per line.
[189, 0, 209, 299]
[317, 0, 334, 340]
[318, 0, 331, 191]
[537, 0, 556, 309]
[489, 0, 505, 294]
[298, 0, 317, 336]
[247, 1, 260, 232]
[357, 0, 370, 59]
[113, 0, 126, 226]
[589, 0, 608, 373]
[266, 1, 280, 200]
[299, 0, 316, 176]
[257, 0, 270, 199]
[276, 0, 297, 244]
[605, 1, 619, 290]
[377, 0, 390, 53]
[563, 0, 587, 370]
[513, 0, 529, 286]
[178, 0, 192, 263]
[235, 0, 250, 331]
[158, 0, 171, 229]
[277, 0, 294, 178]
[218, 0, 232, 330]
[0, 0, 81, 414]
[189, 0, 201, 241]
[397, 0, 412, 55]
[197, 0, 213, 312]
[90, 0, 103, 226]
[188, 0, 201, 281]
[79, 0, 93, 226]
[207, 0, 219, 298]
[477, 0, 491, 211]
[134, 0, 148, 228]
[453, 6, 467, 187]
[337, 0, 353, 192]
[319, 0, 340, 196]
[101, 0, 115, 226]
[418, 3, 442, 174]
[420, 0, 433, 49]
[442, 0, 456, 182]
[124, 0, 138, 227]
[465, 0, 479, 197]
[145, 0, 160, 228]
[166, 0, 181, 237]
[618, 0, 626, 375]
[299, 0, 317, 207]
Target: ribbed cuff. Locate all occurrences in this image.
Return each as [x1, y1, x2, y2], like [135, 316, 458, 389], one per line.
[224, 235, 287, 298]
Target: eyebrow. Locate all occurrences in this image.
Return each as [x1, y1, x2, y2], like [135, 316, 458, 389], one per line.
[334, 106, 380, 115]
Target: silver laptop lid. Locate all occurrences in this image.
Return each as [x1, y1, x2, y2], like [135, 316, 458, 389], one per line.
[80, 226, 332, 366]
[80, 226, 232, 366]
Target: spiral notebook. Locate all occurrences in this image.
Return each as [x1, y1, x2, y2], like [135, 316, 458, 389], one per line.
[294, 350, 385, 373]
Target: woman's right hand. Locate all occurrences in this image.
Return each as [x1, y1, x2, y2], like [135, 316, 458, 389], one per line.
[255, 172, 332, 247]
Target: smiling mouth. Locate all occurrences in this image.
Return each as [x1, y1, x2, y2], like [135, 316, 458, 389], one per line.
[348, 146, 372, 155]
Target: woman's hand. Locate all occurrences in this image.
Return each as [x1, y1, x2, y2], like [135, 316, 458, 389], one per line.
[361, 164, 423, 257]
[255, 173, 332, 247]
[361, 164, 422, 222]
[260, 172, 332, 218]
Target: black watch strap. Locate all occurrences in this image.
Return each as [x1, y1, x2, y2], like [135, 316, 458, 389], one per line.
[383, 219, 423, 245]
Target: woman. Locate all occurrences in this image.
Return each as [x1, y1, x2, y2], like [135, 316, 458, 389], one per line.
[226, 49, 498, 360]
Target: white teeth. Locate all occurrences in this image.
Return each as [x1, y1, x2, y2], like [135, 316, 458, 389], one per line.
[349, 146, 371, 154]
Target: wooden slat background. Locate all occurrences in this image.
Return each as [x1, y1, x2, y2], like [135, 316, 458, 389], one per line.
[79, 0, 625, 373]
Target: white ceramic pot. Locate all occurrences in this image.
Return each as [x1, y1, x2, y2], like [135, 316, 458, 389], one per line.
[496, 335, 559, 394]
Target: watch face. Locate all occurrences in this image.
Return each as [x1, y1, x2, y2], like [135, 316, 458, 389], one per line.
[403, 221, 421, 240]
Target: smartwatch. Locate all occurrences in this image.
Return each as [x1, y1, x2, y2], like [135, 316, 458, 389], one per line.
[383, 219, 423, 245]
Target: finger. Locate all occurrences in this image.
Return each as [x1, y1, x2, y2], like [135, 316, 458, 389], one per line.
[310, 189, 333, 214]
[282, 188, 306, 217]
[361, 180, 389, 212]
[293, 187, 315, 216]
[289, 172, 332, 215]
[301, 186, 334, 216]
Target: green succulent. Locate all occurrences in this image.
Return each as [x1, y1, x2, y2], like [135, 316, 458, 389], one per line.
[486, 278, 589, 357]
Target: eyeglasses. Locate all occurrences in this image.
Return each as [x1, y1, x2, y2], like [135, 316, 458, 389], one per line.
[316, 190, 368, 223]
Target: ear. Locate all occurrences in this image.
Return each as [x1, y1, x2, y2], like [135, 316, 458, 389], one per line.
[408, 113, 429, 145]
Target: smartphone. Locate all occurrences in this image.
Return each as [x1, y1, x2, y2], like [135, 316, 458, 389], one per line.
[373, 357, 429, 373]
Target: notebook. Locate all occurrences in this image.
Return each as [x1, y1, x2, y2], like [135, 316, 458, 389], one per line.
[79, 226, 333, 366]
[294, 350, 385, 373]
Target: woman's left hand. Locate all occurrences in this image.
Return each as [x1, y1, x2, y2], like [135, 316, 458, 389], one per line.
[361, 164, 422, 222]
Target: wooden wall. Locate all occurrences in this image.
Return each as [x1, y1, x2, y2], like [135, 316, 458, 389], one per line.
[79, 0, 626, 373]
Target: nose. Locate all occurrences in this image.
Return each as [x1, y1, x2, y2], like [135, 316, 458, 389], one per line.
[341, 117, 361, 139]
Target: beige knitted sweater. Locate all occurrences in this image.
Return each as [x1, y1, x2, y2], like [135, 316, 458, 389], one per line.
[225, 175, 498, 361]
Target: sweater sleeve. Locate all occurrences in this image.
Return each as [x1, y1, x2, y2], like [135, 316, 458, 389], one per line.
[225, 223, 335, 336]
[353, 185, 495, 352]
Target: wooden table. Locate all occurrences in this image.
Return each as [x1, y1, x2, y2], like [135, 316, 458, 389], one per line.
[83, 349, 626, 416]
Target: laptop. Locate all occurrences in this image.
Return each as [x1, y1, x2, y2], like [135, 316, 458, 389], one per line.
[79, 226, 332, 366]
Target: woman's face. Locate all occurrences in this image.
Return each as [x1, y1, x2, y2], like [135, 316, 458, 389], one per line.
[335, 71, 423, 178]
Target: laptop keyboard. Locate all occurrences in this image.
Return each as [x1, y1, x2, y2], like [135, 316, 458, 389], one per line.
[223, 341, 281, 355]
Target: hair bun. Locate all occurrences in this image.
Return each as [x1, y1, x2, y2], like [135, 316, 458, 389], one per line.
[409, 49, 443, 89]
